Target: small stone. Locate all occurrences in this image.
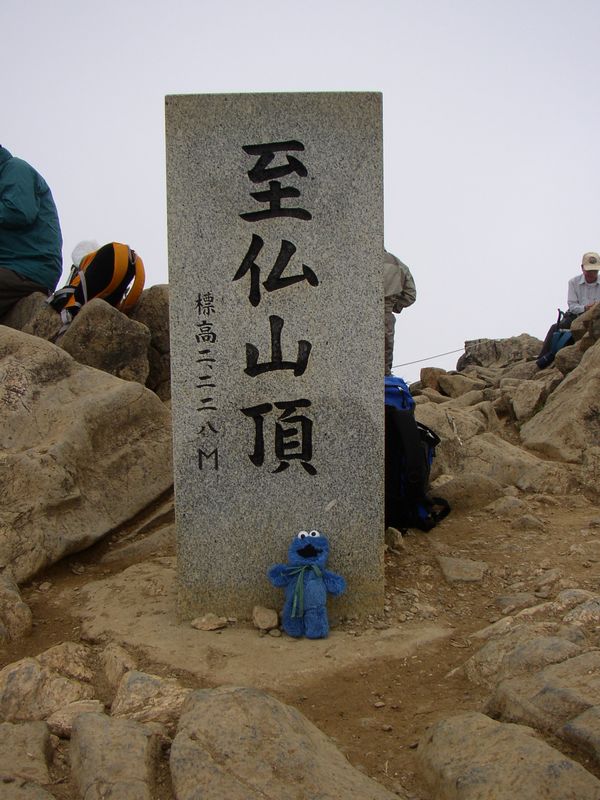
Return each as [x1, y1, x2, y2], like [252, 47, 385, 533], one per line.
[382, 724, 393, 732]
[374, 701, 386, 708]
[268, 628, 281, 637]
[191, 613, 228, 631]
[70, 563, 85, 575]
[252, 605, 279, 631]
[38, 582, 52, 592]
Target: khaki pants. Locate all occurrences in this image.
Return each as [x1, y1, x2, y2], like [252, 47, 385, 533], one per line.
[384, 297, 396, 375]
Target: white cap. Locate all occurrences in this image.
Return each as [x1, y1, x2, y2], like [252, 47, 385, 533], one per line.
[71, 240, 99, 267]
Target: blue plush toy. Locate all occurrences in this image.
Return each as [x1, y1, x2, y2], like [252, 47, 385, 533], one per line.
[267, 529, 346, 639]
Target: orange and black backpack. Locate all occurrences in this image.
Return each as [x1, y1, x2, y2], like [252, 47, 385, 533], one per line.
[48, 242, 145, 335]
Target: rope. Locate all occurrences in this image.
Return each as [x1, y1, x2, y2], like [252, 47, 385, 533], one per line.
[393, 347, 464, 369]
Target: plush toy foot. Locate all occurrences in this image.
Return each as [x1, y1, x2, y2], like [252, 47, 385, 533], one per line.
[304, 608, 329, 639]
[282, 615, 305, 638]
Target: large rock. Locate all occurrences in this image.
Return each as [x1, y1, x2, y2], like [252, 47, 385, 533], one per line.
[58, 298, 151, 385]
[111, 670, 191, 734]
[418, 711, 600, 799]
[520, 338, 600, 474]
[0, 656, 94, 722]
[0, 721, 51, 783]
[129, 285, 171, 400]
[0, 327, 172, 583]
[487, 650, 600, 736]
[457, 335, 542, 370]
[170, 686, 398, 799]
[0, 574, 32, 642]
[416, 401, 574, 493]
[70, 712, 159, 800]
[0, 292, 50, 333]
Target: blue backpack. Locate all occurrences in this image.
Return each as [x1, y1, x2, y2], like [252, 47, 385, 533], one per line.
[384, 376, 451, 532]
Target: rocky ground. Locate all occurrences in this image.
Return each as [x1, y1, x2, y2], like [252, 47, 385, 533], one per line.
[2, 295, 600, 798]
[2, 485, 600, 799]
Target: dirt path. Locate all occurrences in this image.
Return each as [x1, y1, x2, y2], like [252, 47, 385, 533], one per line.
[2, 492, 600, 799]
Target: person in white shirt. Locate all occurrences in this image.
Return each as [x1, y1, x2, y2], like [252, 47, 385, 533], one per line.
[537, 251, 600, 368]
[567, 251, 600, 315]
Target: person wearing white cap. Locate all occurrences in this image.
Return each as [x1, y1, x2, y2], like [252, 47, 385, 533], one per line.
[567, 252, 600, 315]
[537, 251, 600, 368]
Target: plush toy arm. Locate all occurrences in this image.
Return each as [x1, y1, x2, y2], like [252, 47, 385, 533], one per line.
[267, 563, 291, 588]
[323, 570, 346, 596]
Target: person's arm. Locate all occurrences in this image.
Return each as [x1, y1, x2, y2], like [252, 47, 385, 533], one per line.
[567, 277, 585, 316]
[0, 161, 41, 228]
[393, 265, 417, 312]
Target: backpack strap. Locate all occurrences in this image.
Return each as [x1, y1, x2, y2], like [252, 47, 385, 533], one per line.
[118, 250, 145, 312]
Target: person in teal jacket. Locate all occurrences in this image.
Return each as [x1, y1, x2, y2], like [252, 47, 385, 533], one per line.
[0, 145, 63, 317]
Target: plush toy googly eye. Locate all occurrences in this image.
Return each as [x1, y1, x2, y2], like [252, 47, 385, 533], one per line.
[309, 530, 321, 537]
[297, 530, 309, 539]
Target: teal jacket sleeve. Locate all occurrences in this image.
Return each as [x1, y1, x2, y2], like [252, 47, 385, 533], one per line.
[0, 159, 42, 228]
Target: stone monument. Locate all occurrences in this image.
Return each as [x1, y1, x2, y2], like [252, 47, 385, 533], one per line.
[165, 92, 384, 620]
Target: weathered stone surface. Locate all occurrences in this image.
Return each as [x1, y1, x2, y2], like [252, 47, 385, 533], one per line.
[437, 372, 487, 398]
[0, 292, 49, 332]
[563, 598, 600, 625]
[464, 626, 584, 688]
[0, 327, 173, 583]
[100, 643, 137, 689]
[520, 338, 600, 466]
[511, 513, 545, 531]
[504, 379, 548, 421]
[445, 388, 486, 408]
[59, 298, 151, 385]
[0, 779, 57, 799]
[37, 642, 94, 683]
[190, 613, 228, 631]
[419, 367, 446, 390]
[562, 706, 600, 769]
[554, 342, 584, 375]
[70, 712, 159, 800]
[495, 593, 538, 614]
[430, 473, 504, 510]
[0, 656, 95, 722]
[0, 574, 32, 642]
[252, 605, 279, 631]
[111, 671, 191, 733]
[437, 556, 488, 583]
[170, 686, 398, 799]
[457, 335, 542, 370]
[418, 711, 600, 799]
[46, 699, 105, 738]
[415, 404, 574, 493]
[485, 495, 527, 516]
[0, 721, 51, 783]
[487, 650, 600, 734]
[129, 284, 171, 400]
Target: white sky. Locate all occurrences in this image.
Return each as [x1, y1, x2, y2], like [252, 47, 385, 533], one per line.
[4, 0, 600, 382]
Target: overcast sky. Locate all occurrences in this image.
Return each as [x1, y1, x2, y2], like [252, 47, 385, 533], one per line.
[5, 0, 600, 382]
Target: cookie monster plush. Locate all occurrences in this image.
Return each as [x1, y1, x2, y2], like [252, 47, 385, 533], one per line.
[267, 529, 346, 639]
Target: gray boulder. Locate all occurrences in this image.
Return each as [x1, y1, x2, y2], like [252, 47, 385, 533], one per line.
[170, 686, 398, 799]
[130, 284, 171, 400]
[70, 712, 160, 800]
[59, 298, 151, 385]
[418, 711, 600, 799]
[0, 327, 172, 583]
[457, 335, 542, 370]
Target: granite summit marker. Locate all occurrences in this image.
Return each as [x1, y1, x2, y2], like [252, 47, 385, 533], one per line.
[165, 92, 384, 620]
